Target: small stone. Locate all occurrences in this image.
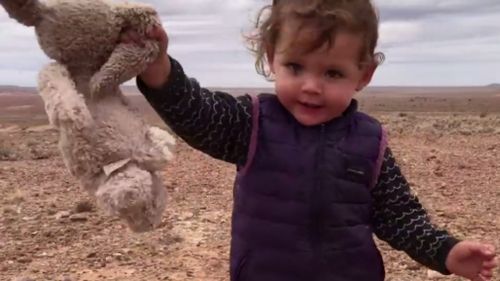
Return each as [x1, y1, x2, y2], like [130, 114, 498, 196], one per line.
[69, 213, 88, 222]
[61, 276, 74, 281]
[55, 211, 71, 220]
[3, 205, 17, 214]
[12, 277, 35, 281]
[16, 257, 32, 264]
[426, 155, 437, 161]
[406, 261, 422, 271]
[427, 270, 446, 279]
[22, 216, 37, 221]
[74, 201, 93, 213]
[179, 211, 194, 220]
[35, 251, 54, 258]
[86, 252, 97, 259]
[121, 248, 133, 254]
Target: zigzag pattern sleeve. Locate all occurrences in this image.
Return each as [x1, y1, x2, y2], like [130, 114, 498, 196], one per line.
[371, 148, 460, 275]
[137, 57, 253, 165]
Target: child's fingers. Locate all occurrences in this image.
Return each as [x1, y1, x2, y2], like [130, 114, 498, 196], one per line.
[482, 244, 496, 257]
[483, 258, 498, 269]
[127, 31, 145, 47]
[148, 25, 165, 40]
[481, 267, 494, 276]
[120, 30, 143, 46]
[146, 24, 168, 51]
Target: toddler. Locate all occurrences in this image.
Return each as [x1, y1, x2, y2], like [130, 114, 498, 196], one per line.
[122, 0, 497, 280]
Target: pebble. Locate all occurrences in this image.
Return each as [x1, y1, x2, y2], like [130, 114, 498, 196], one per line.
[405, 261, 422, 271]
[12, 277, 35, 281]
[427, 270, 447, 279]
[86, 252, 97, 259]
[22, 215, 38, 221]
[69, 213, 88, 222]
[121, 248, 133, 254]
[55, 211, 71, 220]
[179, 211, 194, 220]
[74, 201, 93, 213]
[16, 257, 32, 264]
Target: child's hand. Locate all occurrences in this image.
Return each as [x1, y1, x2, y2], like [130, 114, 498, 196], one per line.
[120, 24, 171, 89]
[446, 241, 498, 280]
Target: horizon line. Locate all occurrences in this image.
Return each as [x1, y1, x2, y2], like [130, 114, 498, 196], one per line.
[0, 84, 499, 89]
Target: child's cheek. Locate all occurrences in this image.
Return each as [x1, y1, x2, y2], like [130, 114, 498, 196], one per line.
[326, 85, 354, 111]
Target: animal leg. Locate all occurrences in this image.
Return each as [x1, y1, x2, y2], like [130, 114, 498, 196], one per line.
[147, 126, 175, 161]
[38, 62, 94, 130]
[95, 162, 166, 232]
[90, 42, 160, 99]
[0, 0, 43, 26]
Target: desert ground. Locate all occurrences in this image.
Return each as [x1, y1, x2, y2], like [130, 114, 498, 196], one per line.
[1, 86, 499, 281]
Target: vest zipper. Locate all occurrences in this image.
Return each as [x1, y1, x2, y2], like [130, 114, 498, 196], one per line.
[311, 124, 326, 256]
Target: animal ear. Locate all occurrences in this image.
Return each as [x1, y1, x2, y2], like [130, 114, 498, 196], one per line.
[0, 0, 44, 26]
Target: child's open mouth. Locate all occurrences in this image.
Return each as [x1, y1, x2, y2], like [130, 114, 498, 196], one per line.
[299, 101, 323, 109]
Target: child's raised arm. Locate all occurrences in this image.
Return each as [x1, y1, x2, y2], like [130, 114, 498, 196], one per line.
[137, 57, 254, 165]
[121, 24, 255, 165]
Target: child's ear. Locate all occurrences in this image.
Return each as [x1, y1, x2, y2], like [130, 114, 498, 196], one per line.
[356, 63, 377, 91]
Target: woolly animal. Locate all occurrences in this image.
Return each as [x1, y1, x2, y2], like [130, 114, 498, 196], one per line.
[0, 0, 176, 232]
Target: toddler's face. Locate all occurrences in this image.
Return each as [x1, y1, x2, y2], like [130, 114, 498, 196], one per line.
[268, 26, 376, 126]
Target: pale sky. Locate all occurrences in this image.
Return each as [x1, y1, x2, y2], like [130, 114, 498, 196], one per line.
[0, 0, 499, 87]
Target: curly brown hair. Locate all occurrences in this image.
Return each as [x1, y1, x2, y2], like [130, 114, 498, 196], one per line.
[246, 0, 384, 79]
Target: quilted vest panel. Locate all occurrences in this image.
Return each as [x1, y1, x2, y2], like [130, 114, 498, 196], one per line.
[231, 94, 385, 281]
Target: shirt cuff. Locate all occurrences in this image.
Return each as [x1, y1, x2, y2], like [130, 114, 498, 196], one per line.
[436, 236, 461, 275]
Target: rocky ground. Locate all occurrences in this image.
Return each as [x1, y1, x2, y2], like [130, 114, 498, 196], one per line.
[1, 92, 499, 281]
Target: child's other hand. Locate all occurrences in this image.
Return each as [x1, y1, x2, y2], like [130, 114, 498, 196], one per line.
[446, 241, 497, 280]
[120, 24, 171, 89]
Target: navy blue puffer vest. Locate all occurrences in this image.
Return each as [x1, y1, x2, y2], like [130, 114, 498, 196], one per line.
[230, 94, 386, 281]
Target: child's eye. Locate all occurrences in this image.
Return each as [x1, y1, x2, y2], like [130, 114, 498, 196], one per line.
[285, 63, 302, 75]
[325, 69, 343, 79]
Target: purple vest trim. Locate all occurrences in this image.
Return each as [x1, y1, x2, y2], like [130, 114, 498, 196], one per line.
[371, 128, 388, 188]
[240, 94, 260, 175]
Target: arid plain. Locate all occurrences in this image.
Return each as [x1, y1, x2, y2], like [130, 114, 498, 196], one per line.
[1, 85, 499, 281]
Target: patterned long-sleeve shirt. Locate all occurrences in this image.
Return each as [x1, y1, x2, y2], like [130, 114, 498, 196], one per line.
[137, 57, 460, 274]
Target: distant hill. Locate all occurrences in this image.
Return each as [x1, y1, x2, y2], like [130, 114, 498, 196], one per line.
[0, 85, 142, 95]
[0, 85, 38, 94]
[0, 84, 498, 97]
[0, 84, 274, 96]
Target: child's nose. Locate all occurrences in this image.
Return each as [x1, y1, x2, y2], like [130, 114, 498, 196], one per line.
[301, 76, 322, 95]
